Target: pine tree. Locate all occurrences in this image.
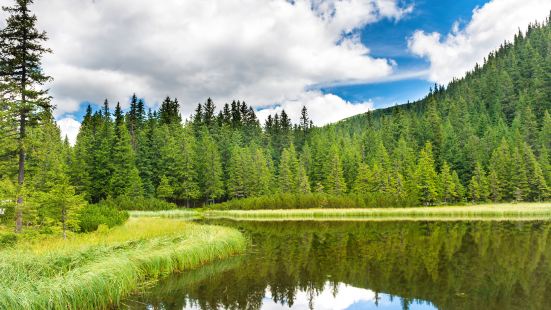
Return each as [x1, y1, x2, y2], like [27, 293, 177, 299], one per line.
[156, 175, 173, 200]
[278, 144, 299, 193]
[227, 145, 248, 199]
[0, 0, 52, 232]
[416, 142, 439, 206]
[110, 103, 143, 198]
[489, 139, 512, 201]
[439, 161, 456, 204]
[510, 147, 530, 202]
[296, 164, 311, 194]
[324, 144, 347, 195]
[178, 126, 200, 206]
[468, 162, 489, 203]
[248, 147, 272, 196]
[198, 128, 224, 203]
[353, 163, 371, 194]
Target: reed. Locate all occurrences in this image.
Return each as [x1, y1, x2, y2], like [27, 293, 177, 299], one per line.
[0, 218, 246, 309]
[205, 203, 551, 221]
[133, 203, 551, 221]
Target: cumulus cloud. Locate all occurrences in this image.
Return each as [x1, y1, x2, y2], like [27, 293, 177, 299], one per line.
[256, 91, 373, 125]
[408, 0, 551, 84]
[27, 0, 411, 128]
[57, 117, 81, 145]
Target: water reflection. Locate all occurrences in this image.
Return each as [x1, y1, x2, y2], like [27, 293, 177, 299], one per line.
[125, 221, 551, 310]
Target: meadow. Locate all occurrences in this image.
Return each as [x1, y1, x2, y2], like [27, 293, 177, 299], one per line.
[0, 218, 246, 309]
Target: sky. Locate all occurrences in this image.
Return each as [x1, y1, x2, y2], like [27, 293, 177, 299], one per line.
[2, 0, 550, 144]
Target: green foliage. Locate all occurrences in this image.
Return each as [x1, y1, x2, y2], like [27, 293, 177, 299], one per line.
[78, 204, 129, 232]
[100, 196, 177, 211]
[0, 232, 17, 248]
[212, 193, 417, 210]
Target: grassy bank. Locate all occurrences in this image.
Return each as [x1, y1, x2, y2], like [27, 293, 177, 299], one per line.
[0, 218, 246, 309]
[208, 203, 551, 221]
[131, 203, 551, 221]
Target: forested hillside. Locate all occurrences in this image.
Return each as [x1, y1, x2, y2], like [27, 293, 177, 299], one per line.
[68, 17, 551, 208]
[1, 9, 550, 231]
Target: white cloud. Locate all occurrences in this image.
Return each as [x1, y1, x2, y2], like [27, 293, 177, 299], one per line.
[24, 0, 411, 125]
[256, 91, 373, 126]
[408, 0, 551, 84]
[262, 282, 376, 309]
[57, 117, 81, 145]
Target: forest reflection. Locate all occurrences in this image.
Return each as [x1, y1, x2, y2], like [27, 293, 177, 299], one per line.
[126, 221, 551, 310]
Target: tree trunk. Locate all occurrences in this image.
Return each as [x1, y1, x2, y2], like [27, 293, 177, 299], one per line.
[15, 112, 25, 233]
[62, 207, 67, 239]
[15, 18, 28, 234]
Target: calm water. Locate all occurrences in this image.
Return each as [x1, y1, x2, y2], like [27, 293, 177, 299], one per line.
[124, 220, 551, 310]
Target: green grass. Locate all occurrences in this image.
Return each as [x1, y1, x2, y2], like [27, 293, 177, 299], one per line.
[132, 202, 551, 221]
[0, 217, 246, 309]
[208, 203, 551, 221]
[129, 209, 200, 219]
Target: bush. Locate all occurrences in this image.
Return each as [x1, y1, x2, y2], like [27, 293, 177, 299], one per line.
[211, 193, 418, 210]
[101, 196, 177, 211]
[0, 232, 17, 248]
[78, 204, 129, 232]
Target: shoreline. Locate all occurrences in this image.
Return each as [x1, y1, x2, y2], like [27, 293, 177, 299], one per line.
[0, 218, 246, 310]
[130, 202, 551, 221]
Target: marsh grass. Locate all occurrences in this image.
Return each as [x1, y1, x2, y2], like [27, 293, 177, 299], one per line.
[206, 203, 551, 221]
[0, 218, 246, 309]
[133, 203, 551, 221]
[129, 209, 200, 219]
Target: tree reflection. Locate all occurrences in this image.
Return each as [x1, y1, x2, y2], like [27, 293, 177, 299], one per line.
[127, 221, 551, 310]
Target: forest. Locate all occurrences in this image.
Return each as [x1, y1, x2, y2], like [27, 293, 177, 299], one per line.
[0, 0, 550, 235]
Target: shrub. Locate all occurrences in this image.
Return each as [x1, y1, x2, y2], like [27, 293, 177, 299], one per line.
[100, 196, 177, 211]
[0, 232, 17, 248]
[210, 193, 418, 210]
[78, 204, 129, 232]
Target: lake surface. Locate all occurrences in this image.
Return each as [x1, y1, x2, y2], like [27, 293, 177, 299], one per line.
[124, 220, 551, 310]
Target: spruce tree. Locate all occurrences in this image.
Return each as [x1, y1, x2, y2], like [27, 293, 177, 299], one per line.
[0, 0, 52, 231]
[198, 128, 224, 203]
[439, 161, 456, 204]
[156, 175, 173, 200]
[110, 103, 143, 198]
[278, 144, 299, 193]
[416, 142, 439, 206]
[324, 144, 347, 195]
[468, 162, 489, 203]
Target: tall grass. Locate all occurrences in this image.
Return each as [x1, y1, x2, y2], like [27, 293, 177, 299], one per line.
[129, 209, 200, 219]
[0, 218, 246, 309]
[205, 203, 551, 221]
[136, 203, 551, 221]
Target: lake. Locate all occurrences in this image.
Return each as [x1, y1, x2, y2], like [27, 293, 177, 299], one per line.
[124, 220, 551, 309]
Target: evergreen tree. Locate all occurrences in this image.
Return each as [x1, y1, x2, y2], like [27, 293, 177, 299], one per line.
[198, 128, 224, 202]
[439, 161, 456, 204]
[324, 144, 347, 195]
[416, 142, 439, 206]
[278, 144, 299, 193]
[110, 103, 143, 198]
[156, 175, 173, 200]
[468, 162, 489, 203]
[510, 147, 530, 202]
[227, 145, 248, 199]
[0, 0, 52, 232]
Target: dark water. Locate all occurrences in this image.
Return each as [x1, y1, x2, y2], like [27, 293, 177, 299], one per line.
[124, 220, 551, 310]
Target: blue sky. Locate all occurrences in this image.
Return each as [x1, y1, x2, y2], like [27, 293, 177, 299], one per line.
[321, 0, 488, 109]
[31, 0, 551, 143]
